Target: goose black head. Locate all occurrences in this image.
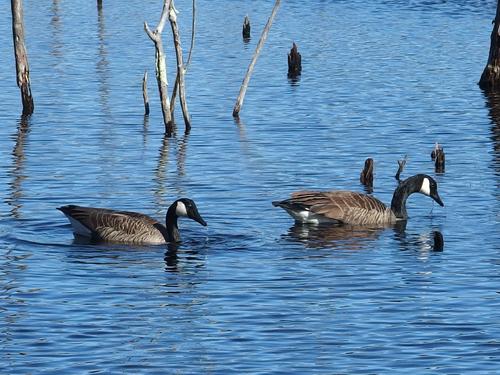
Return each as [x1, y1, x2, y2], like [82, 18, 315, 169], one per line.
[418, 174, 444, 207]
[174, 198, 207, 226]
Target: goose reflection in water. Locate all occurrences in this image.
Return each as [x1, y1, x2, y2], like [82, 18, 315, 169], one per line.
[164, 243, 207, 274]
[282, 221, 444, 253]
[282, 223, 384, 250]
[393, 222, 445, 255]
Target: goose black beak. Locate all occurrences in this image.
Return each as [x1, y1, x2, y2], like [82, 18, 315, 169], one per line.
[191, 211, 207, 226]
[432, 191, 444, 207]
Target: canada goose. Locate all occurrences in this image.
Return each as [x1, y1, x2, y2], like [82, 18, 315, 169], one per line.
[272, 174, 444, 226]
[58, 198, 207, 244]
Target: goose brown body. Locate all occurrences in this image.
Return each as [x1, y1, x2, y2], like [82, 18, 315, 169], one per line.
[274, 191, 396, 225]
[58, 198, 207, 244]
[273, 174, 444, 226]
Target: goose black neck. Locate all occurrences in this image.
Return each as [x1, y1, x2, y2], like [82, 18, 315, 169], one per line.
[390, 176, 422, 219]
[165, 205, 181, 243]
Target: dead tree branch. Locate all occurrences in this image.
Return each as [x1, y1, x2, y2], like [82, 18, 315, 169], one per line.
[144, 0, 173, 134]
[171, 0, 196, 120]
[395, 155, 408, 182]
[168, 0, 191, 132]
[233, 0, 281, 118]
[11, 0, 34, 115]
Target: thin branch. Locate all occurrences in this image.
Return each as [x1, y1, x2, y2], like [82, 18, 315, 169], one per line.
[169, 0, 191, 131]
[156, 0, 171, 34]
[395, 155, 408, 182]
[233, 0, 281, 117]
[171, 0, 196, 114]
[142, 70, 150, 115]
[185, 0, 196, 69]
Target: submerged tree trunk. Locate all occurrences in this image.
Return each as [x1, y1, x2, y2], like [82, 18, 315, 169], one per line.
[479, 0, 500, 90]
[145, 0, 173, 134]
[11, 0, 34, 115]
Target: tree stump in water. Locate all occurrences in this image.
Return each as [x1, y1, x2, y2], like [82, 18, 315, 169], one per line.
[359, 158, 374, 190]
[287, 42, 301, 78]
[431, 143, 445, 173]
[242, 15, 250, 40]
[479, 1, 500, 90]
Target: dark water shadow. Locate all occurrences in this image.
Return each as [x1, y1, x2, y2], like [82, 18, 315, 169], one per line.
[6, 116, 31, 219]
[482, 89, 500, 199]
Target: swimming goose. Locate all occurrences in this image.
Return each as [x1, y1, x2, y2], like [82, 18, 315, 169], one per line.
[58, 198, 207, 244]
[272, 174, 443, 225]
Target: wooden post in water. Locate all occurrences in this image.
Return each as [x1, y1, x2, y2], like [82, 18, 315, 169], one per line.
[11, 0, 34, 115]
[479, 0, 500, 90]
[144, 0, 174, 134]
[359, 158, 374, 190]
[169, 0, 191, 133]
[142, 71, 150, 115]
[242, 15, 251, 40]
[431, 143, 445, 173]
[233, 0, 281, 118]
[287, 42, 302, 78]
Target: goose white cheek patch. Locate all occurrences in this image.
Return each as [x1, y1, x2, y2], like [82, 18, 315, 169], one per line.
[420, 177, 431, 196]
[176, 201, 188, 217]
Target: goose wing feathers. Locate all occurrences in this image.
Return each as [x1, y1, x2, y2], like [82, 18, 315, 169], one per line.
[58, 205, 166, 243]
[285, 191, 392, 225]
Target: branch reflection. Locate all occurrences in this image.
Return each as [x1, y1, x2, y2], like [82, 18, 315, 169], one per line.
[154, 132, 190, 209]
[7, 116, 31, 218]
[96, 3, 110, 114]
[50, 0, 62, 59]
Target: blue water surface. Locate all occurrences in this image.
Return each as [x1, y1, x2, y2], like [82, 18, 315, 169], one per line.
[1, 0, 499, 373]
